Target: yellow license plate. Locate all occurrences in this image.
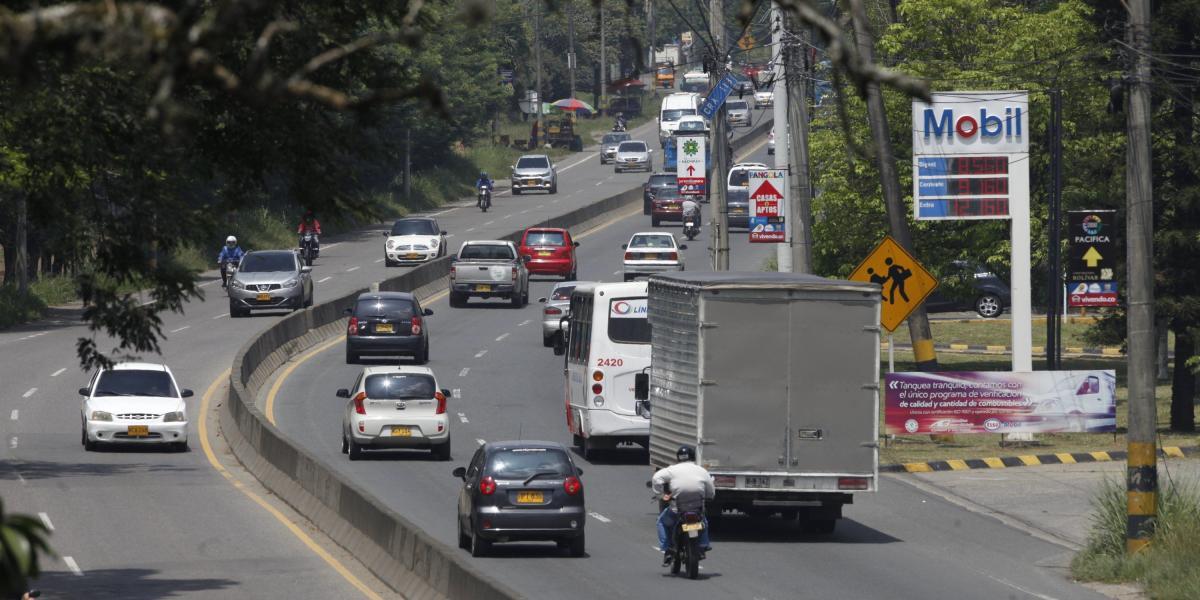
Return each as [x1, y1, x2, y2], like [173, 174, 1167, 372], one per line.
[537, 251, 552, 257]
[681, 522, 703, 532]
[390, 426, 411, 437]
[525, 179, 538, 185]
[256, 292, 271, 301]
[127, 425, 149, 437]
[515, 491, 544, 504]
[375, 323, 394, 334]
[403, 253, 421, 259]
[476, 284, 492, 292]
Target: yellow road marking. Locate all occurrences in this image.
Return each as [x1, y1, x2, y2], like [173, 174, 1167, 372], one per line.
[1055, 453, 1077, 464]
[199, 370, 383, 600]
[904, 462, 932, 473]
[1090, 451, 1112, 462]
[1163, 446, 1185, 458]
[982, 457, 1006, 469]
[946, 459, 969, 471]
[1018, 455, 1040, 466]
[266, 336, 345, 425]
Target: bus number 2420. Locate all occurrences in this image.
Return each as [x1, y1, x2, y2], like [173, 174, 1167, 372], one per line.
[597, 358, 624, 367]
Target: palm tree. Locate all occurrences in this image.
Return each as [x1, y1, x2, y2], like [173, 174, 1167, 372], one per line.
[0, 499, 52, 596]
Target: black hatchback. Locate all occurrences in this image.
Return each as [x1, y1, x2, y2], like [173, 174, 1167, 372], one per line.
[453, 441, 586, 557]
[344, 292, 432, 364]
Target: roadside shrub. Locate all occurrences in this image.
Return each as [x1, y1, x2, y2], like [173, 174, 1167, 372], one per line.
[0, 285, 48, 329]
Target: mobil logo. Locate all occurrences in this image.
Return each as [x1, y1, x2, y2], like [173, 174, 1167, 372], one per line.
[922, 106, 1023, 142]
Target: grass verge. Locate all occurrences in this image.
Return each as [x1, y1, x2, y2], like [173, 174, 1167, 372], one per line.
[1072, 476, 1200, 599]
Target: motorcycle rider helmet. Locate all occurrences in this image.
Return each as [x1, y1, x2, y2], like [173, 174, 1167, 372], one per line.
[225, 235, 237, 247]
[676, 445, 696, 463]
[303, 210, 314, 221]
[479, 171, 488, 181]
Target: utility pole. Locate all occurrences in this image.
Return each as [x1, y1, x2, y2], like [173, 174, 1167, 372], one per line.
[646, 0, 655, 75]
[15, 193, 28, 294]
[599, 3, 607, 112]
[849, 0, 938, 370]
[784, 17, 813, 273]
[535, 3, 544, 148]
[1046, 89, 1063, 370]
[710, 0, 730, 270]
[772, 2, 791, 272]
[404, 128, 412, 203]
[1124, 0, 1157, 555]
[568, 3, 576, 99]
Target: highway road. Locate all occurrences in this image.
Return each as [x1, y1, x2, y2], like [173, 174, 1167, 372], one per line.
[267, 138, 1110, 600]
[0, 118, 764, 598]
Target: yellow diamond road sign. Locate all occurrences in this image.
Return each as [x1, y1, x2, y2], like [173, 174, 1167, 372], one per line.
[849, 236, 939, 332]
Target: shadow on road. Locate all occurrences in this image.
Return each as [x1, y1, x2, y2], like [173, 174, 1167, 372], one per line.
[709, 515, 901, 545]
[470, 542, 585, 560]
[571, 445, 649, 466]
[32, 568, 236, 599]
[1, 458, 197, 480]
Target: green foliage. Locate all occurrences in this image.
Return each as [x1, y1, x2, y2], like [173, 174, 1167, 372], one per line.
[0, 286, 46, 330]
[0, 499, 54, 597]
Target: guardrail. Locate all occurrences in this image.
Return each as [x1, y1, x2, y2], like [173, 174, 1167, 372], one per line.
[220, 123, 772, 599]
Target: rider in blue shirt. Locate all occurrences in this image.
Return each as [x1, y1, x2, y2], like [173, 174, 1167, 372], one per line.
[217, 235, 245, 287]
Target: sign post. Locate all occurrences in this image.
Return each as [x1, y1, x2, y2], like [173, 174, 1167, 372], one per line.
[749, 169, 787, 243]
[1067, 209, 1118, 308]
[676, 136, 706, 197]
[849, 235, 939, 332]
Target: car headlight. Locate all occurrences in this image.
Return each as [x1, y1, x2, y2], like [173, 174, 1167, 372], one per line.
[162, 411, 186, 423]
[229, 279, 245, 290]
[90, 410, 113, 422]
[429, 238, 439, 247]
[386, 239, 396, 250]
[282, 278, 299, 288]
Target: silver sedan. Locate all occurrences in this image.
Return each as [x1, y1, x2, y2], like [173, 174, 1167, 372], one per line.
[614, 141, 652, 173]
[538, 281, 588, 347]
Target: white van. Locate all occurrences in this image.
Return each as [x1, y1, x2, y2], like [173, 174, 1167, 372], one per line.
[659, 92, 700, 147]
[680, 71, 708, 94]
[727, 162, 768, 195]
[562, 281, 650, 459]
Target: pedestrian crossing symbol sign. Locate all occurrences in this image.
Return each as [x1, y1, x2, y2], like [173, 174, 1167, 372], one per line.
[849, 235, 939, 332]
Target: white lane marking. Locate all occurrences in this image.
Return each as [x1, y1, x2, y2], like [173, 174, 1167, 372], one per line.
[495, 333, 509, 342]
[613, 270, 621, 276]
[503, 214, 513, 219]
[569, 191, 581, 197]
[18, 332, 48, 341]
[457, 412, 469, 423]
[484, 220, 495, 226]
[452, 388, 462, 399]
[426, 207, 459, 217]
[446, 234, 456, 238]
[466, 227, 476, 233]
[374, 258, 384, 263]
[199, 281, 216, 288]
[595, 181, 603, 186]
[9, 437, 17, 449]
[346, 266, 360, 272]
[987, 575, 1060, 600]
[10, 410, 17, 421]
[323, 242, 341, 250]
[38, 512, 54, 531]
[213, 313, 229, 320]
[458, 368, 470, 377]
[63, 556, 83, 576]
[318, 277, 333, 283]
[558, 153, 597, 173]
[476, 438, 487, 446]
[51, 368, 66, 377]
[519, 319, 532, 326]
[474, 350, 488, 358]
[537, 204, 545, 209]
[169, 325, 191, 333]
[589, 512, 612, 523]
[22, 388, 36, 398]
[521, 210, 530, 214]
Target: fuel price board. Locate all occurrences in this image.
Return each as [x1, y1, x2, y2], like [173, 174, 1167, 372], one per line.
[914, 156, 1012, 220]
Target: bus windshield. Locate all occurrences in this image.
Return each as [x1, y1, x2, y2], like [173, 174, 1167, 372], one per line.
[608, 297, 650, 344]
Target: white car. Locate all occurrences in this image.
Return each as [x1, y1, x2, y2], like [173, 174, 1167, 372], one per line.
[614, 140, 652, 173]
[727, 162, 769, 196]
[79, 362, 192, 451]
[754, 90, 774, 108]
[339, 366, 452, 460]
[384, 217, 447, 266]
[622, 232, 687, 281]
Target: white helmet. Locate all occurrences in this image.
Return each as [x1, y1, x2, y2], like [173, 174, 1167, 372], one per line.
[226, 235, 237, 246]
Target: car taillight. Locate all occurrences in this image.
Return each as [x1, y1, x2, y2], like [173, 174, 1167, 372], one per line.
[564, 476, 582, 496]
[545, 307, 563, 316]
[411, 315, 422, 335]
[838, 477, 869, 490]
[480, 476, 497, 495]
[435, 391, 446, 414]
[347, 317, 359, 336]
[353, 392, 367, 415]
[624, 252, 634, 260]
[665, 252, 678, 260]
[449, 265, 456, 281]
[512, 268, 518, 282]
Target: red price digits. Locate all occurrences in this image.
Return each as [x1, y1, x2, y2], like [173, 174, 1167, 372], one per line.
[979, 178, 1008, 195]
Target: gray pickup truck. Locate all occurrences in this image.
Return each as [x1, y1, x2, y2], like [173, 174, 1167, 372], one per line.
[449, 240, 531, 308]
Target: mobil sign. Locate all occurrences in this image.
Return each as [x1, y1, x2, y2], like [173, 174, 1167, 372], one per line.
[912, 91, 1029, 155]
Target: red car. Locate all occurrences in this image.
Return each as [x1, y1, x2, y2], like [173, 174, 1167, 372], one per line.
[518, 228, 579, 279]
[651, 187, 687, 226]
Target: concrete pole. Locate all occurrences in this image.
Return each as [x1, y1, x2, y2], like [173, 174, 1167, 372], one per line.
[772, 2, 791, 272]
[786, 21, 813, 273]
[568, 3, 576, 99]
[535, 3, 544, 148]
[710, 0, 729, 270]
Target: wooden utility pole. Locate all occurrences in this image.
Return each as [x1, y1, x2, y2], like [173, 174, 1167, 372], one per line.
[1124, 0, 1157, 555]
[710, 0, 730, 270]
[849, 0, 938, 370]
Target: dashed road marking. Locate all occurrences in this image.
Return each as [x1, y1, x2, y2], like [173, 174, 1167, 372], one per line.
[474, 350, 488, 358]
[559, 153, 597, 173]
[22, 388, 36, 398]
[589, 512, 612, 523]
[9, 437, 17, 449]
[9, 410, 17, 421]
[38, 512, 54, 531]
[595, 181, 603, 186]
[63, 556, 83, 576]
[485, 220, 495, 226]
[170, 325, 191, 333]
[495, 333, 509, 342]
[323, 242, 341, 250]
[503, 214, 513, 219]
[318, 277, 333, 283]
[458, 368, 470, 377]
[213, 313, 229, 320]
[346, 266, 360, 272]
[452, 388, 462, 399]
[457, 412, 469, 423]
[18, 332, 48, 341]
[466, 227, 476, 233]
[613, 270, 621, 276]
[537, 204, 545, 209]
[51, 368, 66, 377]
[519, 319, 532, 326]
[375, 258, 384, 263]
[521, 210, 530, 214]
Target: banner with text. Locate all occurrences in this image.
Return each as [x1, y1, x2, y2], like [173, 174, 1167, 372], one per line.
[884, 370, 1116, 434]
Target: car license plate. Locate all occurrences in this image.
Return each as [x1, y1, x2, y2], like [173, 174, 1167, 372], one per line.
[537, 251, 552, 257]
[642, 253, 658, 260]
[681, 522, 703, 532]
[515, 491, 544, 504]
[374, 323, 394, 334]
[745, 476, 771, 488]
[390, 426, 411, 437]
[403, 253, 421, 260]
[256, 292, 271, 302]
[476, 284, 492, 292]
[525, 179, 538, 185]
[126, 425, 149, 437]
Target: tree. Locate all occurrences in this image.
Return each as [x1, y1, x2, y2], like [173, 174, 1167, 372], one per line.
[0, 499, 53, 597]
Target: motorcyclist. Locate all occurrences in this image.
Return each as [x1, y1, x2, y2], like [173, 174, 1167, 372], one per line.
[216, 235, 244, 288]
[475, 171, 494, 208]
[614, 111, 628, 131]
[297, 210, 322, 236]
[680, 197, 701, 228]
[652, 444, 714, 566]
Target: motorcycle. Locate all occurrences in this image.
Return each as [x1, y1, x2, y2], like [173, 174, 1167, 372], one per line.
[682, 210, 700, 241]
[611, 121, 627, 132]
[666, 492, 706, 579]
[477, 184, 492, 212]
[299, 231, 319, 266]
[219, 261, 238, 288]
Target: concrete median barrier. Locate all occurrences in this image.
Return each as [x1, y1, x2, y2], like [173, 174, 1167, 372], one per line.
[221, 122, 773, 599]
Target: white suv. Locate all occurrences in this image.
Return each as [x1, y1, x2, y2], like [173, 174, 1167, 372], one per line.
[727, 162, 769, 196]
[340, 366, 452, 460]
[80, 362, 192, 452]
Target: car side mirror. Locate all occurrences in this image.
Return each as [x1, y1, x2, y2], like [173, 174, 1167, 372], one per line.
[576, 467, 584, 476]
[78, 387, 90, 397]
[301, 266, 313, 273]
[423, 308, 434, 316]
[522, 255, 532, 263]
[453, 467, 467, 480]
[553, 335, 566, 356]
[441, 230, 448, 236]
[381, 231, 389, 237]
[181, 389, 194, 398]
[621, 243, 628, 250]
[574, 241, 580, 247]
[441, 388, 453, 398]
[634, 372, 649, 401]
[336, 389, 350, 398]
[679, 244, 688, 250]
[538, 297, 547, 303]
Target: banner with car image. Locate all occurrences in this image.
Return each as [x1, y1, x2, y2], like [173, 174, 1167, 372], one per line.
[884, 370, 1117, 434]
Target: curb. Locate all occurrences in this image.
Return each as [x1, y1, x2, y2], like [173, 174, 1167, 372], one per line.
[882, 445, 1199, 474]
[882, 341, 1127, 358]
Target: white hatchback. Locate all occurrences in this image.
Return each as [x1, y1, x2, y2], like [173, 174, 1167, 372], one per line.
[339, 366, 452, 460]
[622, 232, 687, 281]
[79, 362, 192, 451]
[383, 217, 447, 266]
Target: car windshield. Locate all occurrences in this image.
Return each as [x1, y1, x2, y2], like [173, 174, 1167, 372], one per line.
[94, 369, 177, 398]
[525, 231, 566, 246]
[390, 220, 437, 236]
[727, 101, 749, 111]
[239, 253, 296, 273]
[629, 235, 675, 249]
[728, 168, 765, 188]
[551, 285, 576, 301]
[364, 373, 435, 400]
[727, 190, 749, 205]
[677, 121, 705, 131]
[603, 133, 630, 144]
[609, 297, 650, 344]
[618, 141, 647, 153]
[649, 175, 677, 187]
[487, 448, 573, 479]
[355, 298, 415, 319]
[655, 188, 683, 200]
[661, 108, 695, 122]
[516, 157, 549, 169]
[459, 244, 515, 260]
